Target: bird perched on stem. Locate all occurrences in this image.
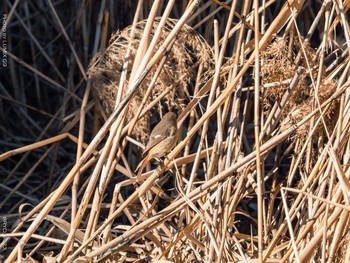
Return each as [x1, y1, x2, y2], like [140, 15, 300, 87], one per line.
[135, 112, 178, 178]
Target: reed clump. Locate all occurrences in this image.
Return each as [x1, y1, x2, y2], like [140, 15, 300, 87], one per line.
[261, 37, 338, 138]
[88, 17, 214, 143]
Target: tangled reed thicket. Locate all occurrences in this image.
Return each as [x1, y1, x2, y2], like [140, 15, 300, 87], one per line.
[1, 1, 350, 262]
[261, 37, 338, 138]
[88, 17, 214, 143]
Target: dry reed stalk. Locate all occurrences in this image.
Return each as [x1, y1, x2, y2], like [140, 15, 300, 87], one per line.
[253, 1, 264, 261]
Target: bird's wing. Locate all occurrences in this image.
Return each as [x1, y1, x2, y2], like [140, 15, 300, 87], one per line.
[142, 134, 166, 156]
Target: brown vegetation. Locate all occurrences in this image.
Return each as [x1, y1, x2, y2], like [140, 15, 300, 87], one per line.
[1, 0, 350, 262]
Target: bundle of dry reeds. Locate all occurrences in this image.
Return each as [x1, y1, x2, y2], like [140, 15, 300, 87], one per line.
[1, 0, 350, 262]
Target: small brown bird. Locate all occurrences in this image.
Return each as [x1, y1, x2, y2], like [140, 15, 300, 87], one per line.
[136, 112, 178, 177]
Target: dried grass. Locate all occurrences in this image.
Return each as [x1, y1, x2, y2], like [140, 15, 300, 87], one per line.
[261, 37, 339, 138]
[1, 0, 350, 262]
[88, 17, 214, 143]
